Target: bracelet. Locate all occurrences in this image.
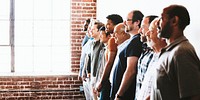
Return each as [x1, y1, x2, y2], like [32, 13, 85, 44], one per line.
[116, 94, 123, 99]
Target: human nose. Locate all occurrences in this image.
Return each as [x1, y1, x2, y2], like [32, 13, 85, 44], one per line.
[123, 21, 127, 26]
[138, 28, 142, 34]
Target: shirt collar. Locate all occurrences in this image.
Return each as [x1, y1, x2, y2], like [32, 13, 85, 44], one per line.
[161, 36, 188, 54]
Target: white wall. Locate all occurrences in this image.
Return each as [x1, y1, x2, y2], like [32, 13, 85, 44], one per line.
[97, 0, 200, 57]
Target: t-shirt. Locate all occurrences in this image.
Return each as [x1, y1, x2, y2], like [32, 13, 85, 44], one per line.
[153, 36, 200, 100]
[110, 34, 143, 99]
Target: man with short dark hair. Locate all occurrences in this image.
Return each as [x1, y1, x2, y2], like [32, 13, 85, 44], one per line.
[110, 10, 144, 100]
[96, 14, 123, 100]
[153, 5, 200, 100]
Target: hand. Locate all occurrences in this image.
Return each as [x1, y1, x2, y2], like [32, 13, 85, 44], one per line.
[81, 74, 86, 81]
[145, 95, 150, 100]
[96, 82, 102, 92]
[87, 73, 91, 78]
[93, 87, 97, 95]
[96, 91, 100, 97]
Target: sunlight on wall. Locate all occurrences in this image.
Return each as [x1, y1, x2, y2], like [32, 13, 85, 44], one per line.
[97, 0, 200, 57]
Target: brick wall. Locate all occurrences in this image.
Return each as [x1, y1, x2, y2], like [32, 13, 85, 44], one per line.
[71, 0, 97, 73]
[0, 75, 84, 99]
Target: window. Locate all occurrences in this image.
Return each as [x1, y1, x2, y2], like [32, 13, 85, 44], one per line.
[0, 0, 71, 75]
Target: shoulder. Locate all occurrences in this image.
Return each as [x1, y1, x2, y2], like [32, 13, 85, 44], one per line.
[108, 37, 117, 52]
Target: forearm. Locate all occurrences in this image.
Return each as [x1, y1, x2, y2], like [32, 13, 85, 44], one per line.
[116, 69, 136, 96]
[116, 56, 138, 97]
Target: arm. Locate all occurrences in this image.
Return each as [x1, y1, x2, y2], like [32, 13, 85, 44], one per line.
[115, 56, 138, 98]
[96, 51, 116, 91]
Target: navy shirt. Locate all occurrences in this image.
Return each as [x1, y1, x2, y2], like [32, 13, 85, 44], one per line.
[110, 34, 143, 100]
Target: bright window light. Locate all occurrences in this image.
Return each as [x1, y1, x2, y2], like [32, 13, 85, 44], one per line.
[0, 0, 71, 75]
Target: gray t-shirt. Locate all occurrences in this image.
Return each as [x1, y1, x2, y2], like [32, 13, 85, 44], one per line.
[153, 36, 200, 100]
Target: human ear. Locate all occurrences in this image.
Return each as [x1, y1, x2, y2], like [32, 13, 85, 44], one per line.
[172, 16, 179, 26]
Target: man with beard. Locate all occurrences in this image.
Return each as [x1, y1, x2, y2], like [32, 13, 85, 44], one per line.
[134, 15, 158, 100]
[110, 10, 144, 100]
[152, 5, 200, 100]
[136, 18, 167, 100]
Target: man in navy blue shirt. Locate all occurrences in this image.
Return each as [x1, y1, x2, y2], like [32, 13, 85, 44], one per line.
[110, 10, 144, 100]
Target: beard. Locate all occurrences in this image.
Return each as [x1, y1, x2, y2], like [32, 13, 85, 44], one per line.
[158, 21, 172, 39]
[147, 40, 154, 49]
[140, 34, 147, 42]
[125, 26, 132, 33]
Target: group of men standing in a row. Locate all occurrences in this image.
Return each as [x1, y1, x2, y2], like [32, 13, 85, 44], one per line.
[79, 4, 200, 100]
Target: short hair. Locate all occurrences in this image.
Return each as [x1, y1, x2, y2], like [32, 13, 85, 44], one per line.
[106, 14, 123, 25]
[163, 4, 190, 30]
[94, 21, 104, 31]
[132, 10, 144, 28]
[145, 15, 158, 24]
[100, 26, 110, 37]
[99, 26, 105, 31]
[86, 18, 91, 24]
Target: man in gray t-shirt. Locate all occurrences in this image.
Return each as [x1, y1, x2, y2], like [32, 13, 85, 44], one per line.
[153, 5, 200, 100]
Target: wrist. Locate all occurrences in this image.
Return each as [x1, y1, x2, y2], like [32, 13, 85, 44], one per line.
[116, 94, 123, 99]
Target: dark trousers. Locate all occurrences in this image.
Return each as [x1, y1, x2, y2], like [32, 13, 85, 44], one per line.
[99, 80, 111, 100]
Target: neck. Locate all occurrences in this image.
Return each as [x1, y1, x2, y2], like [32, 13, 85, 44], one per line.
[94, 37, 100, 41]
[153, 40, 167, 53]
[129, 29, 139, 36]
[167, 31, 184, 45]
[118, 34, 130, 45]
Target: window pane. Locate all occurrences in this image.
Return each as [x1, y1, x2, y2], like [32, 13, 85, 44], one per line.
[52, 46, 70, 72]
[15, 47, 34, 72]
[52, 0, 70, 20]
[34, 21, 52, 46]
[34, 0, 52, 20]
[14, 0, 71, 73]
[15, 0, 33, 20]
[0, 21, 9, 45]
[15, 21, 33, 46]
[0, 47, 11, 72]
[52, 21, 69, 45]
[34, 47, 51, 72]
[0, 0, 10, 19]
[0, 0, 9, 45]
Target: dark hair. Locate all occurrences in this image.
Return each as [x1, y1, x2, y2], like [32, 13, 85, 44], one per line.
[145, 15, 158, 24]
[106, 14, 123, 25]
[132, 10, 144, 28]
[86, 18, 91, 24]
[99, 26, 110, 37]
[99, 26, 105, 31]
[164, 4, 190, 30]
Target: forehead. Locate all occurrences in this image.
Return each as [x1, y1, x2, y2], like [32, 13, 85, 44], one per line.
[149, 20, 158, 30]
[161, 9, 170, 18]
[107, 19, 113, 24]
[141, 17, 149, 25]
[92, 24, 97, 29]
[127, 11, 133, 18]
